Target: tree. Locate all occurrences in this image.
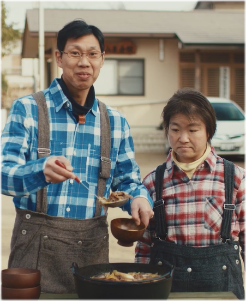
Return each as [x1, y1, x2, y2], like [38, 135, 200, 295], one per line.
[1, 1, 21, 96]
[1, 2, 21, 57]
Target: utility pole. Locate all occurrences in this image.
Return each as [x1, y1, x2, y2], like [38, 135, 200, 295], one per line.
[39, 2, 45, 90]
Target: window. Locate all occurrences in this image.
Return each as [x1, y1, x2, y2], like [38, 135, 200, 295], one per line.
[179, 51, 245, 110]
[94, 59, 144, 95]
[211, 103, 245, 121]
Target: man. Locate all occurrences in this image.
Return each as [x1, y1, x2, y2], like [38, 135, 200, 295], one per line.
[1, 19, 153, 293]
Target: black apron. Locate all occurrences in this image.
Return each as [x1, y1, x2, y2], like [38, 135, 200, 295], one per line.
[150, 160, 244, 299]
[8, 92, 111, 293]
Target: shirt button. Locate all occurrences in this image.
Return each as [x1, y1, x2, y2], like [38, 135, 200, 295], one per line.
[26, 214, 31, 219]
[236, 260, 239, 265]
[43, 235, 48, 240]
[104, 236, 107, 240]
[222, 265, 227, 270]
[187, 267, 192, 272]
[234, 245, 239, 250]
[69, 179, 74, 184]
[66, 207, 70, 212]
[22, 230, 27, 235]
[73, 151, 76, 155]
[78, 241, 82, 245]
[157, 261, 162, 266]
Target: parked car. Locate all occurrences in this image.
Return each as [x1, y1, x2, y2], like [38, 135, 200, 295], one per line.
[161, 97, 245, 158]
[209, 97, 245, 157]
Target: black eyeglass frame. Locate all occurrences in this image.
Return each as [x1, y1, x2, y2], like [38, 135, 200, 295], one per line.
[60, 51, 104, 60]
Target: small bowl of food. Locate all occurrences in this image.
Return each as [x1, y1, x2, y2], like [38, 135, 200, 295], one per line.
[111, 218, 146, 247]
[1, 268, 41, 289]
[99, 191, 133, 208]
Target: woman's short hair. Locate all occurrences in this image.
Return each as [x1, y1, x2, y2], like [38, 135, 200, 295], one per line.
[57, 19, 104, 53]
[162, 87, 216, 143]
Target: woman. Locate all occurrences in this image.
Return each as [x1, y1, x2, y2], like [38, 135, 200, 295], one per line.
[135, 88, 245, 299]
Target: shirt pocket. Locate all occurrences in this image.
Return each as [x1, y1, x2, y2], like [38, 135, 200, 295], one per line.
[86, 145, 100, 184]
[50, 140, 67, 156]
[86, 146, 118, 186]
[204, 197, 223, 232]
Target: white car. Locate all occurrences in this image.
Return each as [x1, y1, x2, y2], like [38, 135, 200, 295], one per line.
[209, 97, 245, 157]
[163, 97, 245, 158]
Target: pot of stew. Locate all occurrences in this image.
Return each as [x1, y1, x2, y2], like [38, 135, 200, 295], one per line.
[71, 262, 174, 299]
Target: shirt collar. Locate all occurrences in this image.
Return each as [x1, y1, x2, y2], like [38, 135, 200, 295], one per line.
[166, 145, 217, 178]
[49, 78, 98, 116]
[91, 98, 99, 117]
[58, 77, 95, 116]
[204, 146, 217, 172]
[49, 78, 70, 112]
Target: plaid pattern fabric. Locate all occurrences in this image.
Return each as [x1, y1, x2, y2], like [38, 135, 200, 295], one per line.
[135, 149, 245, 263]
[1, 78, 152, 218]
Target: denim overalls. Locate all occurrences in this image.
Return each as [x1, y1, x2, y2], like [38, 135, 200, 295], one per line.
[150, 160, 244, 299]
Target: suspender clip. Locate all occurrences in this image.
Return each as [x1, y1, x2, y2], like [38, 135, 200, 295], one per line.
[153, 199, 164, 208]
[101, 157, 111, 164]
[37, 148, 51, 154]
[153, 233, 167, 241]
[220, 237, 231, 244]
[100, 156, 111, 179]
[223, 204, 235, 210]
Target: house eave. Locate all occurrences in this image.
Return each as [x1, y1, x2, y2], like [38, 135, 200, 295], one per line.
[179, 42, 244, 50]
[28, 32, 177, 39]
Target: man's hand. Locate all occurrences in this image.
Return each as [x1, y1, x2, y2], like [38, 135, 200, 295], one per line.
[131, 197, 154, 228]
[44, 156, 75, 184]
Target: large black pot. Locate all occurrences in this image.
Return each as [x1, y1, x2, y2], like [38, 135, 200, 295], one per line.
[72, 262, 174, 299]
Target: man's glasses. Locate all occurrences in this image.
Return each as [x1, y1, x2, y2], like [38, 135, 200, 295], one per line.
[61, 50, 104, 60]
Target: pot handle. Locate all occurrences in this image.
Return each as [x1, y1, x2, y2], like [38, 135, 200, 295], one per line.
[71, 262, 79, 275]
[169, 266, 175, 278]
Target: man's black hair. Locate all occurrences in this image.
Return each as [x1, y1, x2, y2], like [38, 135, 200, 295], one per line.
[57, 19, 104, 52]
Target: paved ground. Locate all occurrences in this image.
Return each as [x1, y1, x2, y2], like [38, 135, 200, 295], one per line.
[1, 153, 244, 269]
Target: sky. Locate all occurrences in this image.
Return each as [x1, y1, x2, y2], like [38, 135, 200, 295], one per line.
[4, 0, 197, 32]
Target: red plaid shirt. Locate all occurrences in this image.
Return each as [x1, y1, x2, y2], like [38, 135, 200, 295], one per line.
[135, 148, 245, 263]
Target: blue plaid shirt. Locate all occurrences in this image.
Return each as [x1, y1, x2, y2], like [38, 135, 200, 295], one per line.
[1, 78, 152, 218]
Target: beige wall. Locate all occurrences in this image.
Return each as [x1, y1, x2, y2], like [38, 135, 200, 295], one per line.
[98, 38, 179, 101]
[98, 38, 179, 128]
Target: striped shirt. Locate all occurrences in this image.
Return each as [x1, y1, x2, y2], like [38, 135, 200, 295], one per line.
[1, 78, 152, 218]
[135, 148, 245, 263]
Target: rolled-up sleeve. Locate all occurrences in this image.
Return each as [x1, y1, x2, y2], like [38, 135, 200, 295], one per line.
[111, 118, 153, 214]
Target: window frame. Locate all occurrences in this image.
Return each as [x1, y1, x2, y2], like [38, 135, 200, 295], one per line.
[97, 58, 145, 96]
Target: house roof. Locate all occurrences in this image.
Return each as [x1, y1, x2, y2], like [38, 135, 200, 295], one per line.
[25, 8, 244, 46]
[195, 1, 244, 10]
